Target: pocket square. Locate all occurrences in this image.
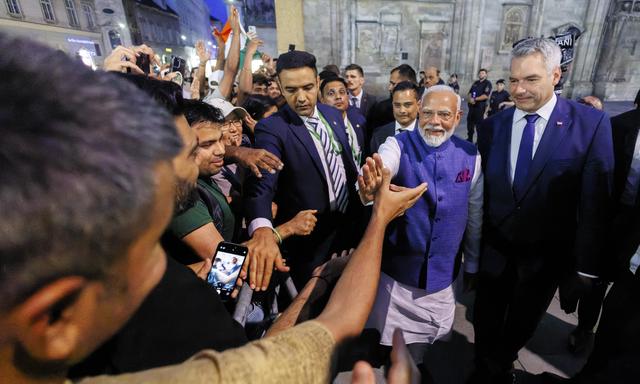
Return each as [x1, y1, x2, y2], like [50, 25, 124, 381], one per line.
[455, 168, 471, 183]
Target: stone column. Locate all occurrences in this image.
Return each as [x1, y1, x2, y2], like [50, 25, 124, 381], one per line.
[275, 0, 305, 54]
[569, 0, 612, 97]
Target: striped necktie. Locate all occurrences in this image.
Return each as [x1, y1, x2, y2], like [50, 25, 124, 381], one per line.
[351, 97, 358, 108]
[307, 116, 349, 212]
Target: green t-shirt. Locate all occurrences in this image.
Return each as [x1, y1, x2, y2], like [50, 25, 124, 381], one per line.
[169, 176, 235, 242]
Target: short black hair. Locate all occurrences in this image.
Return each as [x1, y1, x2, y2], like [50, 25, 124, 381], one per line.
[320, 76, 348, 94]
[496, 79, 505, 85]
[391, 64, 417, 84]
[318, 70, 337, 82]
[322, 64, 340, 76]
[183, 99, 225, 126]
[252, 73, 269, 86]
[242, 94, 277, 121]
[345, 63, 364, 77]
[276, 50, 317, 75]
[0, 35, 181, 311]
[115, 73, 184, 116]
[419, 70, 425, 75]
[392, 81, 420, 100]
[479, 68, 488, 74]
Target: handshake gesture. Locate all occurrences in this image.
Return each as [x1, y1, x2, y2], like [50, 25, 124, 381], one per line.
[358, 154, 427, 220]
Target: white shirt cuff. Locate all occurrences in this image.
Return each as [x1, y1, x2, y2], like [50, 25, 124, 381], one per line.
[248, 218, 273, 237]
[577, 272, 599, 279]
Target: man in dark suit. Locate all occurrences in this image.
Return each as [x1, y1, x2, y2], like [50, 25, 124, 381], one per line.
[244, 51, 362, 290]
[471, 38, 614, 383]
[345, 63, 377, 118]
[319, 75, 366, 166]
[366, 64, 418, 144]
[369, 81, 420, 154]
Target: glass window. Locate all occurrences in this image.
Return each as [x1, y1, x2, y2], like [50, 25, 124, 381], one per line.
[5, 0, 21, 16]
[40, 0, 55, 22]
[64, 0, 80, 27]
[82, 3, 95, 29]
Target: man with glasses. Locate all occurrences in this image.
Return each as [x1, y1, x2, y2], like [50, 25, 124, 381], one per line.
[358, 84, 483, 375]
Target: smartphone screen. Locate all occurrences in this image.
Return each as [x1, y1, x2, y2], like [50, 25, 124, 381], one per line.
[207, 242, 248, 300]
[171, 56, 187, 76]
[136, 53, 150, 75]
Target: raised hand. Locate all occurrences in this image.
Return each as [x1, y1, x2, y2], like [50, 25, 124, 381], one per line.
[103, 46, 143, 74]
[357, 153, 385, 204]
[195, 40, 210, 63]
[373, 168, 427, 224]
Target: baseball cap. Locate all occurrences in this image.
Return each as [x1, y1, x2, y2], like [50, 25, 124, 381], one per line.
[204, 97, 249, 120]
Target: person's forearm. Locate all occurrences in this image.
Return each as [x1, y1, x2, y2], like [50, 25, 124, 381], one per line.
[238, 48, 257, 96]
[225, 28, 240, 77]
[196, 62, 206, 98]
[214, 43, 225, 71]
[475, 94, 488, 101]
[316, 213, 386, 342]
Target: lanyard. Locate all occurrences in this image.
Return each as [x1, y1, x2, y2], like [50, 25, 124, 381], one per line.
[306, 112, 343, 154]
[344, 118, 362, 165]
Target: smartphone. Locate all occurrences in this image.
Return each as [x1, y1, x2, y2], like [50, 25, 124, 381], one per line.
[136, 53, 150, 75]
[170, 56, 187, 76]
[207, 242, 248, 300]
[248, 25, 257, 35]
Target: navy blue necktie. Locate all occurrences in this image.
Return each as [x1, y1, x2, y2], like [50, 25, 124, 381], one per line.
[513, 113, 540, 198]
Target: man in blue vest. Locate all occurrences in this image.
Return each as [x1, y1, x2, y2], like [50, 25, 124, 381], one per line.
[359, 84, 483, 371]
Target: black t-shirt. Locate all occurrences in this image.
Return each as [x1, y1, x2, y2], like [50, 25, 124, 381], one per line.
[367, 98, 394, 135]
[468, 79, 492, 107]
[68, 255, 248, 377]
[489, 90, 511, 115]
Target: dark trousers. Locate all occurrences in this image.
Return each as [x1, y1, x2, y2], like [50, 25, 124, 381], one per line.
[575, 269, 640, 384]
[466, 105, 485, 142]
[576, 281, 608, 331]
[473, 261, 559, 374]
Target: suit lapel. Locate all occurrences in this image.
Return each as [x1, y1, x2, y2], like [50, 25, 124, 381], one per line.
[493, 109, 515, 195]
[517, 97, 571, 202]
[284, 105, 328, 184]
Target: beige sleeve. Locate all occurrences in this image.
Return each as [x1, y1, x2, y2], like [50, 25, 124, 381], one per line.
[75, 321, 335, 384]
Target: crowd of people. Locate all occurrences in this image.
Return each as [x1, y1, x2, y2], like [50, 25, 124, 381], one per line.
[1, 5, 639, 384]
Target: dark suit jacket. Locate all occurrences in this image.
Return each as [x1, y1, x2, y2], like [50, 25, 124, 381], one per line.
[345, 105, 366, 164]
[359, 91, 377, 118]
[244, 104, 363, 282]
[367, 98, 394, 137]
[479, 97, 614, 278]
[609, 109, 640, 275]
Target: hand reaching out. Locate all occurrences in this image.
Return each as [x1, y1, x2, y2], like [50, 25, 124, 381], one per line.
[357, 154, 385, 204]
[103, 46, 143, 74]
[372, 168, 427, 224]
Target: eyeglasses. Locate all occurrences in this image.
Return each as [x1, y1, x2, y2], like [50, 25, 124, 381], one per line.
[422, 110, 454, 121]
[222, 119, 242, 129]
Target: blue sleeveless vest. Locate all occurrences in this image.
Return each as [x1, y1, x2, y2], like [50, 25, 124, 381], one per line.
[381, 128, 477, 293]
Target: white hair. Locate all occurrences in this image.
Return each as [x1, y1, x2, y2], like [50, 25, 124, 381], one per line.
[421, 84, 461, 111]
[511, 38, 562, 74]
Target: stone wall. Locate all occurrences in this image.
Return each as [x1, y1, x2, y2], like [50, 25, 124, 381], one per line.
[300, 0, 640, 101]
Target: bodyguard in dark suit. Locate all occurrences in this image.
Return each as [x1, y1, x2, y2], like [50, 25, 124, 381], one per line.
[345, 63, 377, 118]
[369, 81, 420, 154]
[568, 99, 640, 384]
[471, 38, 614, 383]
[244, 51, 362, 290]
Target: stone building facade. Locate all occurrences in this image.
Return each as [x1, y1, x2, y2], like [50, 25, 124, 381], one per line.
[301, 0, 640, 101]
[0, 0, 107, 64]
[122, 0, 181, 62]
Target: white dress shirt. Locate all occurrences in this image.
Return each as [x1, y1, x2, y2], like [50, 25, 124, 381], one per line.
[509, 93, 557, 181]
[349, 89, 363, 108]
[620, 130, 640, 206]
[394, 119, 417, 135]
[248, 106, 347, 235]
[375, 131, 483, 273]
